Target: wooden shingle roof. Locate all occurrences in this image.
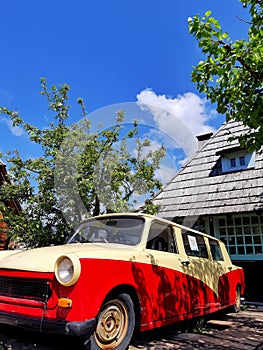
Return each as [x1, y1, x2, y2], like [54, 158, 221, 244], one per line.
[154, 121, 263, 219]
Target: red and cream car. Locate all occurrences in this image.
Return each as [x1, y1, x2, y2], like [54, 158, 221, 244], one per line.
[0, 213, 244, 349]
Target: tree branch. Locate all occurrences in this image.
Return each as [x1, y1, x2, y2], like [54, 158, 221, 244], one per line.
[219, 40, 263, 80]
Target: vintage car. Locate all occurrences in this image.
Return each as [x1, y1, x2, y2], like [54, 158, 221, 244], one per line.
[0, 213, 244, 349]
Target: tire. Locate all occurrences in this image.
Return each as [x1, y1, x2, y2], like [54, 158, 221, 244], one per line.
[232, 286, 241, 313]
[87, 293, 135, 350]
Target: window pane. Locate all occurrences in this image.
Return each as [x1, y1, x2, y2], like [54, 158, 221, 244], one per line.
[209, 239, 224, 261]
[239, 156, 245, 166]
[230, 158, 236, 167]
[235, 227, 242, 235]
[253, 236, 262, 244]
[70, 216, 144, 245]
[252, 226, 260, 234]
[226, 217, 233, 226]
[243, 217, 251, 225]
[219, 218, 226, 227]
[237, 236, 244, 245]
[245, 236, 252, 244]
[246, 246, 254, 254]
[228, 237, 236, 245]
[237, 246, 245, 255]
[229, 246, 237, 255]
[244, 227, 251, 234]
[251, 216, 259, 225]
[147, 222, 178, 254]
[228, 227, 234, 235]
[182, 231, 208, 258]
[234, 217, 242, 226]
[219, 228, 226, 235]
[221, 237, 227, 244]
[255, 246, 263, 254]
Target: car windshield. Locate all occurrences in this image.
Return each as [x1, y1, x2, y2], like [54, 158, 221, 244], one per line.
[67, 216, 145, 246]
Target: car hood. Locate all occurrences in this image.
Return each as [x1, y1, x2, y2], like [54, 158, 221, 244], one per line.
[0, 243, 134, 273]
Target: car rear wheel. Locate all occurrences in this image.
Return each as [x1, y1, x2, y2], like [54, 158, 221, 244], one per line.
[89, 293, 135, 350]
[232, 286, 241, 313]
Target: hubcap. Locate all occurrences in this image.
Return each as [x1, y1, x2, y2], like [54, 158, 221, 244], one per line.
[94, 299, 129, 349]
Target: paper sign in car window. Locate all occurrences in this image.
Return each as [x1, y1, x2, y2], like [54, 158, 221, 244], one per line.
[188, 235, 199, 251]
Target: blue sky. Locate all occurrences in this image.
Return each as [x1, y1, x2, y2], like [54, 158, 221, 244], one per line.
[0, 0, 250, 184]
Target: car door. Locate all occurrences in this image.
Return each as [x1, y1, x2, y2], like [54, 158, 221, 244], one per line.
[208, 238, 234, 307]
[144, 221, 191, 321]
[181, 230, 224, 313]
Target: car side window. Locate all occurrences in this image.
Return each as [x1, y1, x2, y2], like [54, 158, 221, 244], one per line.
[182, 231, 208, 258]
[209, 239, 224, 261]
[146, 222, 178, 254]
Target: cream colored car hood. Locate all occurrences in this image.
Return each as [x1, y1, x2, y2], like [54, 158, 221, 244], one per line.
[0, 243, 132, 273]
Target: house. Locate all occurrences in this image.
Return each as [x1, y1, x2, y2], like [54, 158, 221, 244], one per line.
[0, 159, 21, 249]
[154, 121, 263, 301]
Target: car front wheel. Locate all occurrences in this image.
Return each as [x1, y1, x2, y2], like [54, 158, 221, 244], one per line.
[88, 293, 135, 350]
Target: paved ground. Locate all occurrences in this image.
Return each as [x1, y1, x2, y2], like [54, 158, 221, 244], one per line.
[0, 307, 262, 350]
[130, 307, 263, 350]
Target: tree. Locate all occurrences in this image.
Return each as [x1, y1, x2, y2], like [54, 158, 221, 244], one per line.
[188, 0, 263, 150]
[0, 78, 165, 247]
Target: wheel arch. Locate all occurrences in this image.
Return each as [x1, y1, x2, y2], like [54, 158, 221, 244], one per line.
[102, 284, 141, 330]
[236, 282, 242, 291]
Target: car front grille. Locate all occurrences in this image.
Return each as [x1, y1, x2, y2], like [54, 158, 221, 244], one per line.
[0, 276, 52, 302]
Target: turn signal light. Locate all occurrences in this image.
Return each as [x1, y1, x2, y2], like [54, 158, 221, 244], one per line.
[58, 298, 72, 308]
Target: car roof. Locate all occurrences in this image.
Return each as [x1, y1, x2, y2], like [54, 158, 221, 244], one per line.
[79, 213, 222, 243]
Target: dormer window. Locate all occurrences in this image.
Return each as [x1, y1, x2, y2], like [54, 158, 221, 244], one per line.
[216, 147, 256, 173]
[230, 155, 246, 169]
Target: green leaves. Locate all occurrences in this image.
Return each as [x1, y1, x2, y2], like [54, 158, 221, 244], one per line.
[0, 79, 165, 247]
[189, 1, 263, 150]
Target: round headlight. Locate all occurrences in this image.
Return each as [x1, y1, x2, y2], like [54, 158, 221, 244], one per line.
[55, 254, 81, 286]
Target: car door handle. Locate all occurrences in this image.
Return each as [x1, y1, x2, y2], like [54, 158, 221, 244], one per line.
[181, 260, 190, 266]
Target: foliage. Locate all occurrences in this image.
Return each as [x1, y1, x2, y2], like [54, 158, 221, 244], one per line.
[0, 78, 165, 247]
[188, 0, 263, 150]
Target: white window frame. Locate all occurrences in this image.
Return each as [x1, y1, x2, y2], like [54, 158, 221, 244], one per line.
[215, 214, 263, 261]
[221, 150, 256, 173]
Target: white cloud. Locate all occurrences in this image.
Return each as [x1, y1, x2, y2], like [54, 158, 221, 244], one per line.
[0, 117, 24, 136]
[137, 89, 215, 135]
[136, 89, 216, 158]
[156, 163, 178, 185]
